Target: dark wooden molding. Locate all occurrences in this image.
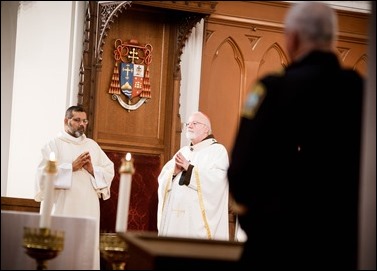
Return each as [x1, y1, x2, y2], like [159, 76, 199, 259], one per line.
[132, 1, 218, 14]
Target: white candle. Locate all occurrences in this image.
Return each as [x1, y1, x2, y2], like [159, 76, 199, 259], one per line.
[39, 152, 57, 228]
[115, 152, 135, 233]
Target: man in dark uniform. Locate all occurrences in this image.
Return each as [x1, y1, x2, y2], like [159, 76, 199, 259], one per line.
[227, 2, 364, 269]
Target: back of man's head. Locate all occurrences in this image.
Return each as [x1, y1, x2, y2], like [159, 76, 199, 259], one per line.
[285, 2, 337, 49]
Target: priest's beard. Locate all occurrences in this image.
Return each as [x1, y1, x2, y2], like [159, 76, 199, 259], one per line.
[67, 123, 85, 138]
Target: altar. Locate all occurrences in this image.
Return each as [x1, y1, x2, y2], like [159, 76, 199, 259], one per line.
[1, 210, 97, 270]
[120, 231, 243, 270]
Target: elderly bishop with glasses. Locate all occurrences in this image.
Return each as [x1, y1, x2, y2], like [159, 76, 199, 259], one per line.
[157, 111, 230, 241]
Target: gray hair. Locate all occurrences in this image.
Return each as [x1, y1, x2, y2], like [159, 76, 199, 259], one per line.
[285, 2, 337, 48]
[191, 111, 212, 134]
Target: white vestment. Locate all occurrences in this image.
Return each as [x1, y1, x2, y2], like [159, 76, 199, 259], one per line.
[35, 131, 114, 270]
[157, 137, 229, 240]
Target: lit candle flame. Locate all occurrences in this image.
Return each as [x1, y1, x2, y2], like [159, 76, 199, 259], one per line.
[126, 152, 131, 161]
[49, 152, 56, 161]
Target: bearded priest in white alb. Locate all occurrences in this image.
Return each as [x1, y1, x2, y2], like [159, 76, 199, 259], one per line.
[35, 106, 115, 270]
[157, 111, 229, 240]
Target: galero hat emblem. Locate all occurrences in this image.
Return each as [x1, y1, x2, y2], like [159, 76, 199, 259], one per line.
[108, 39, 153, 111]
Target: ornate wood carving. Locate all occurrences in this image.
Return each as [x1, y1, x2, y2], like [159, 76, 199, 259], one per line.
[80, 1, 213, 139]
[174, 15, 203, 79]
[93, 1, 216, 66]
[96, 1, 132, 63]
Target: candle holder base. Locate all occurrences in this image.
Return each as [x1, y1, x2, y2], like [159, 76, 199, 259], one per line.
[100, 232, 129, 270]
[23, 227, 64, 270]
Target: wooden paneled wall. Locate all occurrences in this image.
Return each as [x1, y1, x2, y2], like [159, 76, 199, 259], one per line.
[200, 1, 369, 154]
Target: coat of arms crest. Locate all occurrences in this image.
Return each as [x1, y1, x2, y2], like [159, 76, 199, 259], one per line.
[108, 39, 153, 111]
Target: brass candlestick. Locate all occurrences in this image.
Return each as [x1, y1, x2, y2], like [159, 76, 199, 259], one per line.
[100, 232, 129, 270]
[23, 227, 64, 270]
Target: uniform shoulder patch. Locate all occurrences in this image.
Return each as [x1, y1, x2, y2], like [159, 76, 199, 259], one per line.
[241, 82, 266, 119]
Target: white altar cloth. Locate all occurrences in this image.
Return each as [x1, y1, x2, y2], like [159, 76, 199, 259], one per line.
[1, 210, 97, 270]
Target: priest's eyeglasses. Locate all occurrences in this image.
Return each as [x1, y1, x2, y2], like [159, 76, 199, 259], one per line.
[184, 121, 206, 128]
[71, 118, 89, 124]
